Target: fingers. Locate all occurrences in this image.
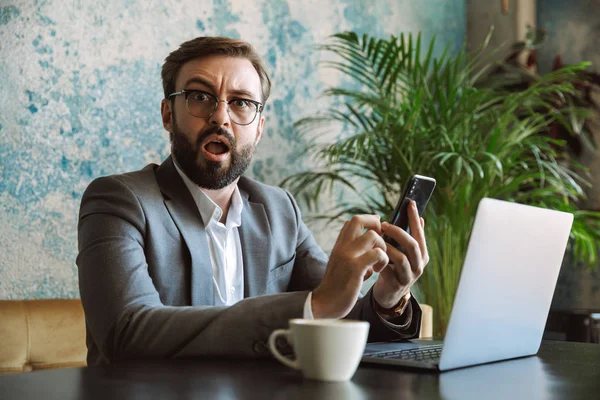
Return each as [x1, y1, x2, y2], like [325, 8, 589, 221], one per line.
[316, 214, 389, 319]
[339, 214, 382, 243]
[387, 242, 423, 275]
[378, 258, 412, 291]
[372, 206, 430, 309]
[351, 229, 386, 256]
[404, 201, 425, 275]
[407, 200, 421, 241]
[382, 221, 416, 256]
[414, 217, 429, 265]
[405, 201, 429, 266]
[383, 202, 428, 264]
[356, 248, 389, 274]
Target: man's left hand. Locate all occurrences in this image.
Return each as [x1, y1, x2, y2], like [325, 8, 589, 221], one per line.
[373, 200, 430, 309]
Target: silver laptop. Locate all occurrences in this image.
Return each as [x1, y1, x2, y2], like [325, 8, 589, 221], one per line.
[362, 197, 574, 371]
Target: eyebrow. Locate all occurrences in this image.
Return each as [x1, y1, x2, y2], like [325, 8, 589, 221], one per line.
[183, 77, 260, 101]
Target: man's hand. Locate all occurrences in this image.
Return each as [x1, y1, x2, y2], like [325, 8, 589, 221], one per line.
[373, 200, 429, 309]
[311, 215, 389, 319]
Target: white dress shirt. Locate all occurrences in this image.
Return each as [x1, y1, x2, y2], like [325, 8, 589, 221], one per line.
[173, 161, 314, 316]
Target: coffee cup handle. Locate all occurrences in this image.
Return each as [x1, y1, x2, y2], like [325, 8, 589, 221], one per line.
[268, 329, 300, 370]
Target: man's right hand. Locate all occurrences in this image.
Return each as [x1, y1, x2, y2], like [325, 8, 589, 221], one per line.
[311, 215, 389, 319]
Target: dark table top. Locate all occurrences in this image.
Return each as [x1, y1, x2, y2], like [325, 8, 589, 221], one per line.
[1, 340, 599, 400]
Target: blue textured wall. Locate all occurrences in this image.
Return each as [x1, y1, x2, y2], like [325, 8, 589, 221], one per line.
[537, 0, 600, 310]
[0, 0, 465, 299]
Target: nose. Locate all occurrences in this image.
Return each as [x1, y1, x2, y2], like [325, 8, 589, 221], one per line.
[208, 100, 231, 128]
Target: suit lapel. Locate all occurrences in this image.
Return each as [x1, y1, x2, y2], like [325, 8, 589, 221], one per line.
[155, 156, 214, 306]
[238, 181, 272, 298]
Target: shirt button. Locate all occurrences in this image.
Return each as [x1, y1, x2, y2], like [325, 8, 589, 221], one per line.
[229, 287, 236, 294]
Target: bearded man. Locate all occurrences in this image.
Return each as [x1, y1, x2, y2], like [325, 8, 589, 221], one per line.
[77, 37, 428, 366]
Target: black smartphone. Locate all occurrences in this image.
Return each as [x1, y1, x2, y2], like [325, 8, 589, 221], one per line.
[384, 174, 436, 249]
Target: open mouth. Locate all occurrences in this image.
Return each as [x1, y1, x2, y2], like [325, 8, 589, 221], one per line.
[201, 135, 233, 162]
[204, 139, 230, 155]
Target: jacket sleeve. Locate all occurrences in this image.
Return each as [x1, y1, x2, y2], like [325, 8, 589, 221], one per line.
[77, 176, 308, 364]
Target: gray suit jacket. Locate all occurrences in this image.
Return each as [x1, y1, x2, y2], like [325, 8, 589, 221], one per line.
[77, 156, 421, 366]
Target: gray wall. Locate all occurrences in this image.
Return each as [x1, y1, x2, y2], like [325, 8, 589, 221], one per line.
[467, 0, 517, 64]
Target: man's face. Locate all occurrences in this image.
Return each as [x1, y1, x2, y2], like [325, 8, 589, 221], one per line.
[161, 55, 265, 190]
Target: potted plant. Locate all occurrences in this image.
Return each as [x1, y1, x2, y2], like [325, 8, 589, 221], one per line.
[281, 31, 600, 335]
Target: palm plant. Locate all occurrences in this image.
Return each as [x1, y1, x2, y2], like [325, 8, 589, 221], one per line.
[281, 32, 600, 335]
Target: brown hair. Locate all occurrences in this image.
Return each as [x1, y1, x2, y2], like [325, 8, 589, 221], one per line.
[161, 36, 271, 103]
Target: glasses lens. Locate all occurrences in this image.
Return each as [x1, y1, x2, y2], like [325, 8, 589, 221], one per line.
[187, 92, 217, 118]
[228, 100, 258, 125]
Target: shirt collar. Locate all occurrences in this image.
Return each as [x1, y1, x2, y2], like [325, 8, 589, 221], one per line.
[173, 158, 243, 229]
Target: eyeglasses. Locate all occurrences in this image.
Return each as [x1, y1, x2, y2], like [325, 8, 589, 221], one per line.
[168, 89, 264, 126]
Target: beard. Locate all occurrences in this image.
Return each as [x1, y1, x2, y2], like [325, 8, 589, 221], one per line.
[171, 116, 256, 190]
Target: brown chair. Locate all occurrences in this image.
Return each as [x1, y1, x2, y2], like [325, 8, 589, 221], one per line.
[0, 299, 87, 373]
[419, 304, 433, 338]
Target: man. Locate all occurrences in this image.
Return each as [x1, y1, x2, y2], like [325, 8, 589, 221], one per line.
[77, 37, 429, 366]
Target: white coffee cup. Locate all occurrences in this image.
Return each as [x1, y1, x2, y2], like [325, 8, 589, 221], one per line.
[268, 319, 370, 382]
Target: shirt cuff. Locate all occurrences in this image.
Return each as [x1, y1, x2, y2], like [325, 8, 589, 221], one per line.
[376, 301, 413, 330]
[303, 292, 314, 319]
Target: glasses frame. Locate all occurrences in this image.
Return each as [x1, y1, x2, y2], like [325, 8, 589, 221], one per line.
[168, 89, 264, 126]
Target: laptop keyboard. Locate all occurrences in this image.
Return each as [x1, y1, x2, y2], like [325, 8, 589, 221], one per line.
[369, 344, 443, 362]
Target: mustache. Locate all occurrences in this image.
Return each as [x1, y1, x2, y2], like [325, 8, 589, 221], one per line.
[196, 126, 235, 147]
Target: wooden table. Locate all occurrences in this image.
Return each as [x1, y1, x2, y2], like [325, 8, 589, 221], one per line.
[1, 341, 599, 399]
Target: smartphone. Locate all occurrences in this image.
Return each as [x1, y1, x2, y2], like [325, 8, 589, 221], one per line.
[384, 174, 436, 249]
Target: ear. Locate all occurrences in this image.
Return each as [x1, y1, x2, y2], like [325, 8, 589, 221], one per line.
[161, 99, 173, 133]
[255, 114, 265, 145]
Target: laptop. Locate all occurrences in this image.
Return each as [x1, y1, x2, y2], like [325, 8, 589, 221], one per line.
[361, 197, 574, 371]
